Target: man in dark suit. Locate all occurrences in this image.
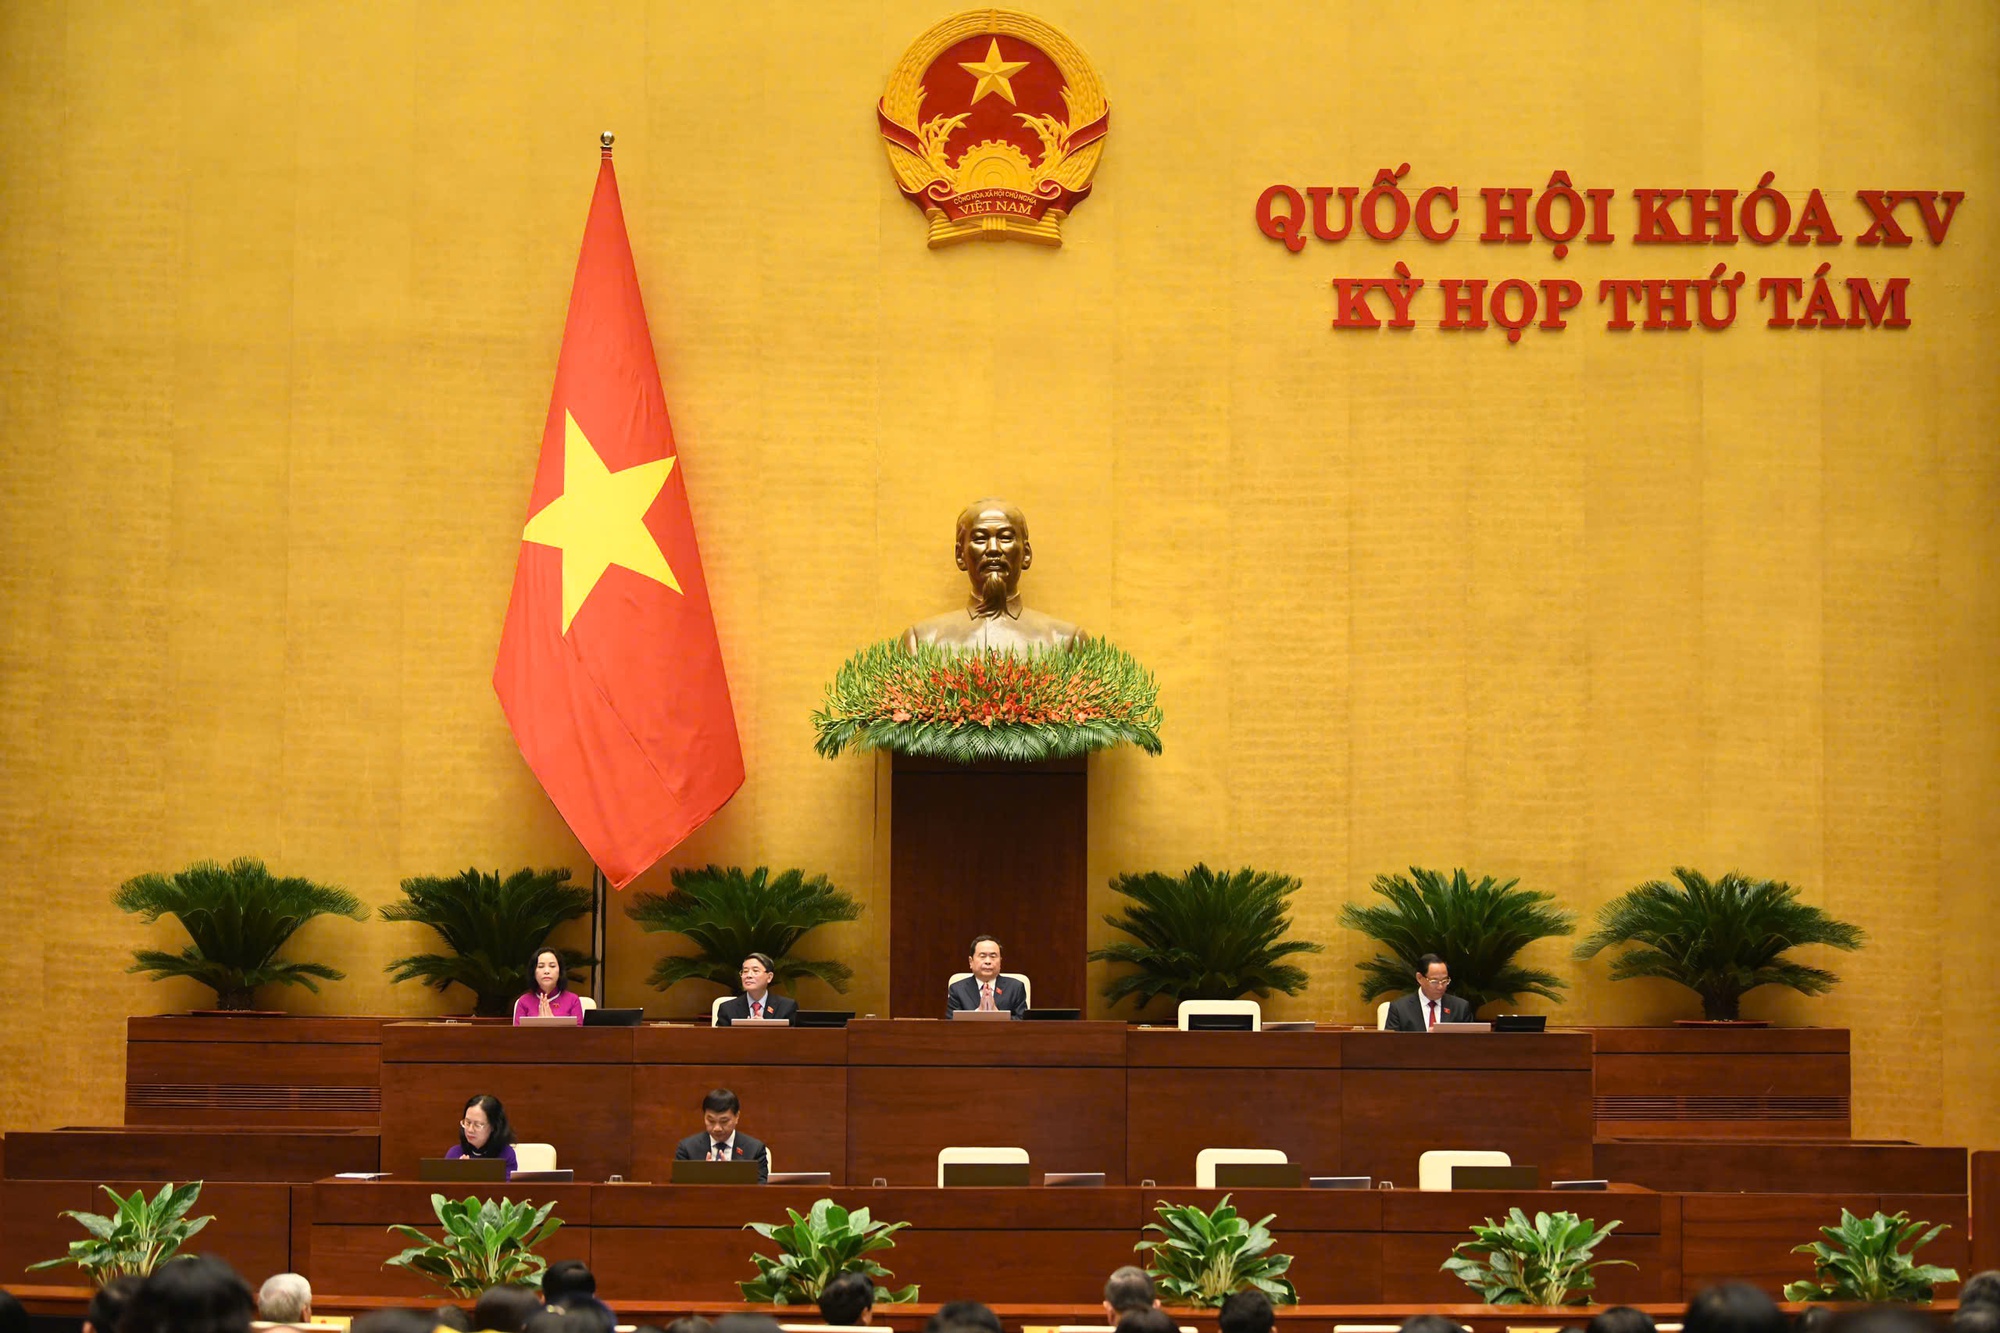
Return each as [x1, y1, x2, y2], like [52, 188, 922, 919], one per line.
[946, 934, 1027, 1017]
[715, 952, 800, 1025]
[673, 1088, 770, 1182]
[1384, 953, 1476, 1031]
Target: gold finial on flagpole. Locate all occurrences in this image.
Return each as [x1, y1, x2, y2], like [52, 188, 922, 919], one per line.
[600, 131, 615, 155]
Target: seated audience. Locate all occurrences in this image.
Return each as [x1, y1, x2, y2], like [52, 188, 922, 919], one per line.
[717, 953, 799, 1024]
[924, 1303, 1004, 1333]
[818, 1272, 875, 1326]
[433, 1308, 472, 1332]
[470, 1285, 544, 1333]
[1218, 1290, 1275, 1333]
[1104, 1265, 1160, 1323]
[524, 1312, 602, 1333]
[1587, 1309, 1656, 1333]
[448, 1093, 520, 1177]
[352, 1313, 441, 1333]
[84, 1275, 142, 1333]
[1951, 1310, 2000, 1333]
[660, 1320, 710, 1333]
[256, 1273, 312, 1324]
[1117, 1311, 1178, 1333]
[674, 1088, 770, 1183]
[1825, 1313, 1939, 1333]
[1399, 1318, 1466, 1333]
[123, 1257, 257, 1333]
[1793, 1310, 1831, 1333]
[1684, 1283, 1787, 1333]
[0, 1289, 26, 1333]
[541, 1260, 616, 1333]
[709, 1318, 783, 1333]
[515, 948, 584, 1024]
[1966, 1272, 2000, 1310]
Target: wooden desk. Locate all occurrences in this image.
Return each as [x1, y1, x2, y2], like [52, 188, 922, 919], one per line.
[1588, 1027, 1850, 1138]
[125, 1015, 393, 1128]
[1, 1127, 378, 1181]
[1125, 1029, 1342, 1186]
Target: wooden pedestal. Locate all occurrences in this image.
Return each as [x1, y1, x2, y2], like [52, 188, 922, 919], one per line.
[888, 753, 1087, 1016]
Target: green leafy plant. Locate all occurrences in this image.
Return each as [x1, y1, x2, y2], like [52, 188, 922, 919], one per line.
[628, 865, 861, 996]
[381, 867, 594, 1017]
[1090, 864, 1323, 1009]
[813, 638, 1163, 763]
[114, 859, 366, 1010]
[384, 1193, 563, 1295]
[28, 1182, 214, 1285]
[1136, 1195, 1298, 1307]
[739, 1198, 918, 1304]
[1341, 867, 1576, 1013]
[1575, 868, 1866, 1021]
[1443, 1208, 1633, 1306]
[1782, 1209, 1958, 1303]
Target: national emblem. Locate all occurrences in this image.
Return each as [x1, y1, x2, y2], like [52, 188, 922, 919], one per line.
[878, 10, 1109, 248]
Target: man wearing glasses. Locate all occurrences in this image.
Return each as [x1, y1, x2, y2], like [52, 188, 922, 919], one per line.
[1384, 954, 1475, 1030]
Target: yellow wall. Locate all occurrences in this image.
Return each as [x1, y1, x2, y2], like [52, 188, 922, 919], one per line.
[1, 0, 1994, 1149]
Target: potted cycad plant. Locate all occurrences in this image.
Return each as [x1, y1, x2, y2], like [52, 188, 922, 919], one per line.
[114, 858, 367, 1011]
[1341, 867, 1575, 1016]
[627, 865, 862, 1003]
[1089, 865, 1323, 1013]
[1574, 868, 1865, 1022]
[380, 867, 595, 1017]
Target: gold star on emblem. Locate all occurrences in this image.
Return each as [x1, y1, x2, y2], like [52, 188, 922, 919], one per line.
[522, 410, 682, 633]
[959, 38, 1030, 105]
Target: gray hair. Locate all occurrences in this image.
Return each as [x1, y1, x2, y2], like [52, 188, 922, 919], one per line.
[1104, 1265, 1156, 1314]
[257, 1273, 312, 1323]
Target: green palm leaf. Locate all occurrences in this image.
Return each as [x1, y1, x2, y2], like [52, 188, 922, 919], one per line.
[1575, 868, 1864, 1020]
[1340, 868, 1576, 1013]
[381, 868, 595, 1017]
[628, 865, 862, 997]
[1089, 864, 1323, 1009]
[114, 859, 366, 1010]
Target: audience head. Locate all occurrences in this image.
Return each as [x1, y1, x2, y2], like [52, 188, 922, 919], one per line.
[540, 1261, 596, 1305]
[433, 1308, 473, 1332]
[352, 1313, 440, 1333]
[529, 948, 565, 997]
[1792, 1310, 1832, 1333]
[1117, 1311, 1178, 1333]
[1685, 1283, 1787, 1333]
[524, 1312, 602, 1333]
[1825, 1312, 1942, 1333]
[257, 1273, 312, 1323]
[458, 1094, 515, 1156]
[1587, 1309, 1656, 1333]
[470, 1285, 543, 1333]
[0, 1290, 27, 1333]
[1965, 1272, 2000, 1310]
[122, 1256, 256, 1333]
[84, 1274, 142, 1333]
[659, 1320, 710, 1333]
[1218, 1290, 1276, 1333]
[1950, 1310, 2000, 1333]
[818, 1271, 875, 1326]
[1400, 1318, 1467, 1333]
[1104, 1265, 1158, 1318]
[924, 1302, 1003, 1333]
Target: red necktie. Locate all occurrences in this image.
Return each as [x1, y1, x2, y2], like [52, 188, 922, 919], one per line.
[1427, 1000, 1438, 1029]
[750, 998, 761, 1019]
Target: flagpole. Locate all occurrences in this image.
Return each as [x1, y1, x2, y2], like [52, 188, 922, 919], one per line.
[591, 866, 609, 1006]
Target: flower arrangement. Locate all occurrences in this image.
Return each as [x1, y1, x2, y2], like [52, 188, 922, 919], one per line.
[813, 638, 1163, 764]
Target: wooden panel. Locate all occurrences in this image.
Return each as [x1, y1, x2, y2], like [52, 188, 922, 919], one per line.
[1678, 1192, 1903, 1296]
[848, 1066, 1125, 1185]
[1126, 1069, 1341, 1185]
[631, 1064, 847, 1182]
[0, 1181, 291, 1285]
[378, 1062, 633, 1181]
[128, 1016, 396, 1045]
[1340, 1031, 1594, 1071]
[631, 1024, 848, 1065]
[847, 1019, 1126, 1067]
[889, 755, 1087, 1016]
[380, 1023, 636, 1064]
[1975, 1150, 2000, 1274]
[126, 1039, 383, 1127]
[1340, 1069, 1594, 1185]
[1380, 1186, 1664, 1303]
[1126, 1029, 1344, 1068]
[1596, 1139, 1968, 1195]
[1588, 1027, 1850, 1139]
[1381, 1186, 1661, 1234]
[2, 1128, 379, 1181]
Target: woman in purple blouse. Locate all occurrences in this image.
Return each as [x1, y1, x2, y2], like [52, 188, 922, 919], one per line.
[444, 1093, 518, 1176]
[513, 948, 584, 1024]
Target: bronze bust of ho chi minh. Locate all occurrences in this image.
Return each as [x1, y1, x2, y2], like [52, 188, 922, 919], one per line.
[900, 499, 1083, 654]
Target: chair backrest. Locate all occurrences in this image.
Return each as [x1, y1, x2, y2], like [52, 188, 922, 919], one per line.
[1376, 999, 1391, 1030]
[1194, 1146, 1287, 1189]
[936, 1145, 1030, 1187]
[513, 1142, 558, 1173]
[947, 971, 1033, 1007]
[1177, 998, 1262, 1031]
[579, 995, 597, 1011]
[711, 994, 730, 1026]
[1417, 1148, 1510, 1191]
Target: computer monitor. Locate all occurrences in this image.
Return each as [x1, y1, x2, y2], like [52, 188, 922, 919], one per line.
[582, 1007, 644, 1027]
[792, 1010, 855, 1028]
[1185, 1012, 1255, 1032]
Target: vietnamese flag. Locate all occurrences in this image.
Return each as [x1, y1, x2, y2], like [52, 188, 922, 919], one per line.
[494, 140, 743, 888]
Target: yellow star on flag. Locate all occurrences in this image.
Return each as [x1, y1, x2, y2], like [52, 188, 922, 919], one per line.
[522, 410, 681, 633]
[959, 38, 1031, 105]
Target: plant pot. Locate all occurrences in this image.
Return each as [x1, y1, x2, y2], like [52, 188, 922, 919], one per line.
[1673, 1018, 1770, 1027]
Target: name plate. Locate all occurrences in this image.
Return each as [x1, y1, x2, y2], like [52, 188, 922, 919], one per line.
[728, 1017, 792, 1027]
[950, 1009, 1014, 1021]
